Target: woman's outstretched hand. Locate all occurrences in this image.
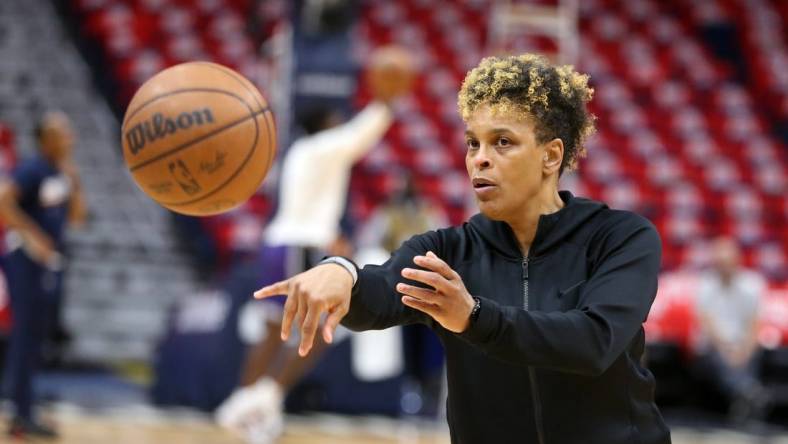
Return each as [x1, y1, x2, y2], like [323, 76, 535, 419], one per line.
[254, 264, 354, 357]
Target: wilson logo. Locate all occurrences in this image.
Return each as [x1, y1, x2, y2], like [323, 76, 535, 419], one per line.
[126, 108, 215, 155]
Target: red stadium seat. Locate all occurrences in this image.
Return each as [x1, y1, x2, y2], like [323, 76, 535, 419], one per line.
[0, 123, 17, 174]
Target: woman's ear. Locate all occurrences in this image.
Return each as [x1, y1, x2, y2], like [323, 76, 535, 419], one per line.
[543, 138, 564, 175]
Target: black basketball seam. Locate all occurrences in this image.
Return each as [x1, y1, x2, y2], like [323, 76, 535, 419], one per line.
[192, 62, 267, 112]
[128, 107, 268, 172]
[194, 62, 276, 168]
[194, 62, 276, 209]
[217, 113, 272, 209]
[252, 110, 275, 198]
[167, 110, 274, 211]
[264, 110, 276, 175]
[158, 110, 269, 208]
[214, 63, 279, 169]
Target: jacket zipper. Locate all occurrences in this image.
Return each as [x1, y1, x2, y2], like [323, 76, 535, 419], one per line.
[523, 257, 546, 444]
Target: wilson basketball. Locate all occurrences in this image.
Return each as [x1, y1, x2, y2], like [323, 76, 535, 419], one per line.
[121, 62, 276, 216]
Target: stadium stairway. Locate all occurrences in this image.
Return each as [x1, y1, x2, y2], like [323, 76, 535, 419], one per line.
[0, 0, 199, 363]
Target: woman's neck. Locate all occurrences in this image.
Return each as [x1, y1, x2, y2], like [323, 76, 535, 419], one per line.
[507, 187, 564, 255]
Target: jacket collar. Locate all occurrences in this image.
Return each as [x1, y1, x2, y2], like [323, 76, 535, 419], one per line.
[468, 191, 607, 259]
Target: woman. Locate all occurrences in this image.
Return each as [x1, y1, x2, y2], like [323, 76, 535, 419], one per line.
[255, 54, 670, 444]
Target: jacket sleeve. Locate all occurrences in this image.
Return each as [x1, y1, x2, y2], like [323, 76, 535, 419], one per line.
[459, 218, 661, 376]
[341, 231, 440, 331]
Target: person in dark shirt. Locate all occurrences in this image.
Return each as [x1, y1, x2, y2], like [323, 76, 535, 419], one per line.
[255, 54, 670, 444]
[0, 111, 86, 439]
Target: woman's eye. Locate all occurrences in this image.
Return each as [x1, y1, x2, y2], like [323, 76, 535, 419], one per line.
[498, 137, 511, 147]
[466, 139, 479, 150]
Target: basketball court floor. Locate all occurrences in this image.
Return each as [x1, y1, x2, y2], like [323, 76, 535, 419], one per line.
[1, 371, 785, 443]
[3, 405, 788, 444]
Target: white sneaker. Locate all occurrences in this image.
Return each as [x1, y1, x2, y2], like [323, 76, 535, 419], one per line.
[215, 377, 284, 444]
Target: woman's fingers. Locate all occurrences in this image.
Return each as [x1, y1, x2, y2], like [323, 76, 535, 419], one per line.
[322, 304, 346, 344]
[396, 282, 439, 301]
[401, 295, 442, 318]
[414, 251, 460, 280]
[400, 268, 449, 292]
[254, 280, 290, 299]
[299, 300, 323, 357]
[280, 282, 299, 340]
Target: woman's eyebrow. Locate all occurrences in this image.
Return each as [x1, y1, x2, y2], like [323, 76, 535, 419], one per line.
[465, 128, 514, 136]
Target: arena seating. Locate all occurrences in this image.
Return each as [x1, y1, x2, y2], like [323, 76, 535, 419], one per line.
[68, 0, 283, 264]
[0, 122, 17, 173]
[351, 0, 787, 281]
[0, 0, 216, 361]
[67, 0, 787, 295]
[26, 0, 787, 416]
[70, 0, 274, 105]
[350, 0, 788, 357]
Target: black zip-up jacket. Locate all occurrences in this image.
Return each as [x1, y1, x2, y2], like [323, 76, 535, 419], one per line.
[342, 191, 671, 444]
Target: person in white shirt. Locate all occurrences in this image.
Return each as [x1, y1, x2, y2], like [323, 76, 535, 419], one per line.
[695, 236, 769, 422]
[216, 47, 414, 444]
[265, 103, 392, 249]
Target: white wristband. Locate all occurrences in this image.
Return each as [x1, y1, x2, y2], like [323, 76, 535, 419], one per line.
[319, 256, 358, 285]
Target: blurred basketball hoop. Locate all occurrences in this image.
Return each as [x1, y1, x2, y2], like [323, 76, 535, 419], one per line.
[488, 0, 579, 64]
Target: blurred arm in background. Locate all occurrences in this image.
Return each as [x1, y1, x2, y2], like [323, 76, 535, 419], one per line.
[0, 178, 58, 265]
[58, 160, 87, 228]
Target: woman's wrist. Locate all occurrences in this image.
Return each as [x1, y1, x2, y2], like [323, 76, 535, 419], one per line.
[319, 256, 358, 286]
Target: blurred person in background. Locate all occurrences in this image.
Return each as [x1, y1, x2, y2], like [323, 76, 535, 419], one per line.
[356, 172, 447, 255]
[694, 236, 769, 422]
[215, 47, 414, 444]
[0, 111, 86, 439]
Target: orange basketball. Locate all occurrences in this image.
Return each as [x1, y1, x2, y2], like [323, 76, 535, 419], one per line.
[366, 45, 417, 101]
[121, 62, 277, 216]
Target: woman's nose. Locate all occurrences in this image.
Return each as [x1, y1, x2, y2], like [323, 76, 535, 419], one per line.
[473, 148, 491, 169]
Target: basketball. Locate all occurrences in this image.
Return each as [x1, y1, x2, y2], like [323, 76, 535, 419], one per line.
[121, 62, 276, 216]
[366, 45, 417, 102]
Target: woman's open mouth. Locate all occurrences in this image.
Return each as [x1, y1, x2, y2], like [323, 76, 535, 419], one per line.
[472, 177, 497, 197]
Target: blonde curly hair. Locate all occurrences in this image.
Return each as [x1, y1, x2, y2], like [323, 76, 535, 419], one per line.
[458, 54, 596, 174]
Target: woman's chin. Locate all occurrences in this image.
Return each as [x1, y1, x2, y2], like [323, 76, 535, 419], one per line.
[477, 202, 507, 221]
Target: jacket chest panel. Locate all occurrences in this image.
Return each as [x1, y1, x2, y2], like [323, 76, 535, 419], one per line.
[455, 255, 523, 307]
[529, 246, 590, 312]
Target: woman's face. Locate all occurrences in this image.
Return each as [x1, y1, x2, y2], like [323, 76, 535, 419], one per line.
[464, 104, 547, 221]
